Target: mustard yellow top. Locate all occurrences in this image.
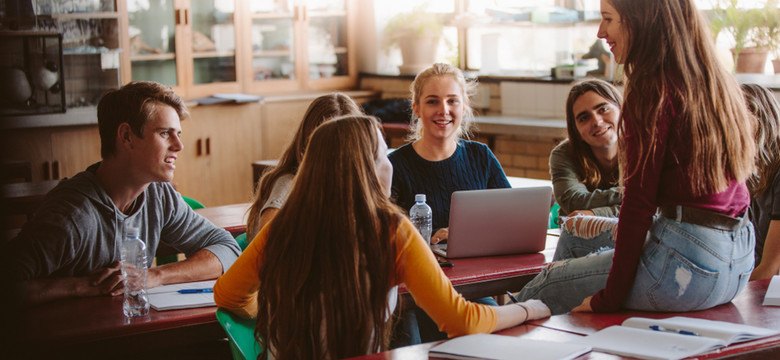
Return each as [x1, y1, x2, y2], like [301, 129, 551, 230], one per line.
[213, 217, 497, 338]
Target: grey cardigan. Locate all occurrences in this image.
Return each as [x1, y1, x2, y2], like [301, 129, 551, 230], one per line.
[549, 141, 622, 217]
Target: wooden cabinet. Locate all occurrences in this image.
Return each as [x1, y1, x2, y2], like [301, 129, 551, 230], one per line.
[125, 0, 244, 99]
[174, 102, 263, 206]
[247, 0, 357, 93]
[0, 125, 101, 181]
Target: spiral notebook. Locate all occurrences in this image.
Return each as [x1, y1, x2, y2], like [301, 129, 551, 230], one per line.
[147, 280, 217, 311]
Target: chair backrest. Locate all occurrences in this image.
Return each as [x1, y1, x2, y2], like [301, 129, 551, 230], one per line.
[548, 202, 561, 229]
[235, 232, 249, 252]
[215, 308, 263, 360]
[182, 195, 206, 210]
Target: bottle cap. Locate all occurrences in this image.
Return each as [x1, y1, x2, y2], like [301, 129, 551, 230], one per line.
[415, 194, 426, 202]
[126, 227, 140, 237]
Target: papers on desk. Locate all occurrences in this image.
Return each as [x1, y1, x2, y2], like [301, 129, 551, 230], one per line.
[195, 93, 263, 105]
[148, 280, 216, 311]
[428, 334, 591, 360]
[574, 316, 780, 360]
[763, 275, 780, 306]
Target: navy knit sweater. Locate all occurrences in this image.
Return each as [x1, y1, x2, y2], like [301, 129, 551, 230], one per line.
[389, 140, 510, 231]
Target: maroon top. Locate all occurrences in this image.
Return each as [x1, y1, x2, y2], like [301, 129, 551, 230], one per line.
[590, 98, 750, 312]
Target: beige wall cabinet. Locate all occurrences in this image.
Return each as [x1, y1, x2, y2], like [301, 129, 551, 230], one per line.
[174, 102, 263, 207]
[246, 0, 357, 93]
[0, 125, 101, 181]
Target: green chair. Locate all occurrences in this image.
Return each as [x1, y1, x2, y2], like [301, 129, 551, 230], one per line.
[548, 202, 561, 229]
[235, 232, 249, 252]
[182, 195, 206, 210]
[216, 308, 263, 360]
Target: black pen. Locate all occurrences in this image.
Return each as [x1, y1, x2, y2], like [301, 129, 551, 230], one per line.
[505, 291, 519, 303]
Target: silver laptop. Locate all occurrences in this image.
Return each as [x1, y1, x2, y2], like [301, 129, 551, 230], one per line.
[432, 187, 551, 259]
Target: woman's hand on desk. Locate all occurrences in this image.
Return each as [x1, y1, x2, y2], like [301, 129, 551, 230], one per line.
[431, 228, 449, 244]
[572, 295, 593, 312]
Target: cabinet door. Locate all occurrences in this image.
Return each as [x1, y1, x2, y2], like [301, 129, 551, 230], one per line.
[302, 0, 356, 90]
[127, 0, 184, 93]
[246, 0, 300, 92]
[0, 128, 53, 181]
[260, 99, 312, 160]
[171, 108, 214, 204]
[50, 126, 101, 179]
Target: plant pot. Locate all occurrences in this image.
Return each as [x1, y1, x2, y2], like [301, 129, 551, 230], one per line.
[731, 47, 769, 73]
[773, 59, 780, 74]
[397, 34, 440, 75]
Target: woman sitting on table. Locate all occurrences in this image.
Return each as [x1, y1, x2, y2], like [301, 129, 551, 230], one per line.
[742, 84, 780, 280]
[515, 0, 755, 315]
[213, 115, 549, 360]
[552, 78, 622, 218]
[245, 93, 362, 241]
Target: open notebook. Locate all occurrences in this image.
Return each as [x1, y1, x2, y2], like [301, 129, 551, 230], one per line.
[574, 316, 780, 360]
[763, 275, 780, 306]
[147, 279, 217, 311]
[429, 334, 591, 360]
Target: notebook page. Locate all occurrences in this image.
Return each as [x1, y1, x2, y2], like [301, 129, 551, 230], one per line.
[429, 334, 591, 360]
[575, 325, 724, 360]
[622, 316, 780, 344]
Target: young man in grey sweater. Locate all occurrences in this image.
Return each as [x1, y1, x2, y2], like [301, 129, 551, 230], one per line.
[6, 81, 241, 305]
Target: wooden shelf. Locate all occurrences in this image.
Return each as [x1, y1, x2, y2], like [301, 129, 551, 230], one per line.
[40, 12, 120, 20]
[334, 47, 347, 54]
[192, 50, 235, 59]
[131, 53, 176, 61]
[308, 10, 347, 18]
[252, 49, 293, 57]
[251, 12, 293, 20]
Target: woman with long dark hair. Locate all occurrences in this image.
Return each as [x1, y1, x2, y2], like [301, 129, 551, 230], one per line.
[215, 115, 548, 359]
[515, 0, 755, 314]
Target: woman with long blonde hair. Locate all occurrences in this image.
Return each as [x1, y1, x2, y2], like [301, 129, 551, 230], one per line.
[215, 115, 548, 359]
[246, 93, 362, 240]
[515, 0, 755, 314]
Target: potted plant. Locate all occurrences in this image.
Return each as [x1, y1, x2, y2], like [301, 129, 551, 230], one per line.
[709, 0, 770, 73]
[757, 0, 780, 73]
[382, 6, 445, 75]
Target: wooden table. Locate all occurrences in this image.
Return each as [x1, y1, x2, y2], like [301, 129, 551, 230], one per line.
[14, 293, 224, 357]
[195, 202, 251, 235]
[347, 279, 780, 360]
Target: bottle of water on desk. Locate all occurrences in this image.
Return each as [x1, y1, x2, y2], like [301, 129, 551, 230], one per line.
[121, 226, 149, 317]
[410, 194, 432, 245]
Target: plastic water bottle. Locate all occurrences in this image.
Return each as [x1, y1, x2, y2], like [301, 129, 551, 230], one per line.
[121, 227, 149, 317]
[409, 194, 433, 245]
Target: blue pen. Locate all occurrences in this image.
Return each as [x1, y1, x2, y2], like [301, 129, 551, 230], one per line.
[649, 325, 699, 336]
[178, 288, 213, 294]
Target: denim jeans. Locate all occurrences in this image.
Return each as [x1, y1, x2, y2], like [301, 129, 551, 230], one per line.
[517, 214, 755, 315]
[553, 228, 616, 261]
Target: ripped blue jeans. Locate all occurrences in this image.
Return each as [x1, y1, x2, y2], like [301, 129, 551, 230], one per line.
[517, 214, 755, 314]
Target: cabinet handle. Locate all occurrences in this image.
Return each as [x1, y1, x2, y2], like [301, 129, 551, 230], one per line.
[184, 9, 189, 25]
[52, 161, 60, 180]
[43, 161, 51, 181]
[205, 137, 211, 156]
[175, 9, 181, 25]
[294, 6, 299, 21]
[196, 138, 202, 156]
[302, 6, 307, 22]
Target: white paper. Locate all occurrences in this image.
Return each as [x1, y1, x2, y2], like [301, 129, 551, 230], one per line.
[429, 334, 591, 360]
[763, 275, 780, 306]
[148, 280, 217, 311]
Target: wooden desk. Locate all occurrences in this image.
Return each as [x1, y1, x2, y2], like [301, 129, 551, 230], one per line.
[15, 294, 224, 357]
[349, 280, 780, 360]
[195, 202, 251, 235]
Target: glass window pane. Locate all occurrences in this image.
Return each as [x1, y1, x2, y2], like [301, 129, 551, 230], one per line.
[128, 0, 177, 86]
[191, 0, 236, 84]
[308, 14, 347, 79]
[251, 15, 295, 81]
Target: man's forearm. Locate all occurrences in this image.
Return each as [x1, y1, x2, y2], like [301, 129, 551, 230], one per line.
[148, 249, 222, 287]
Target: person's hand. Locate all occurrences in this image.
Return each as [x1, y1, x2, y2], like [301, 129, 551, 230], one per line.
[569, 210, 595, 217]
[81, 261, 124, 297]
[431, 228, 449, 244]
[572, 296, 593, 312]
[750, 264, 779, 281]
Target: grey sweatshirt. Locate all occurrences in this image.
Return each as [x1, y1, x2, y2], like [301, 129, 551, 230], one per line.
[9, 162, 240, 280]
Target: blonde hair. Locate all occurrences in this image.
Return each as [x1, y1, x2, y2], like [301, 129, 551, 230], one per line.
[407, 63, 476, 141]
[742, 83, 780, 196]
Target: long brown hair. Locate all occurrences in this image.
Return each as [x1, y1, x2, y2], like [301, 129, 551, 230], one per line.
[564, 79, 623, 190]
[742, 83, 780, 196]
[612, 0, 754, 194]
[256, 115, 402, 359]
[246, 93, 362, 239]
